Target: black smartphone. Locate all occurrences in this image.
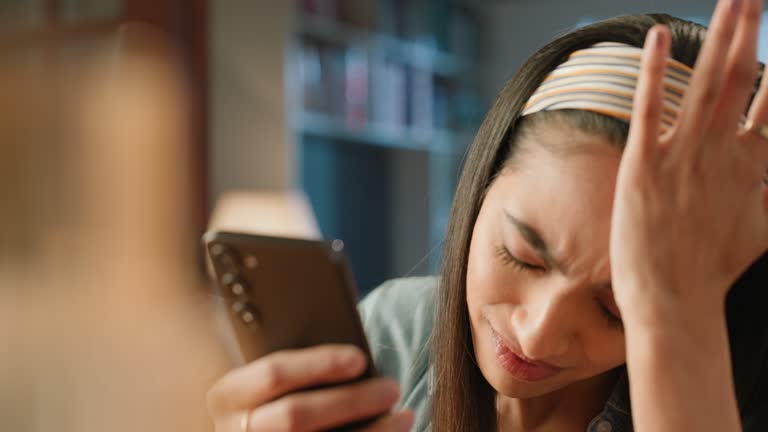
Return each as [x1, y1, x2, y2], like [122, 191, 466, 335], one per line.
[203, 230, 377, 380]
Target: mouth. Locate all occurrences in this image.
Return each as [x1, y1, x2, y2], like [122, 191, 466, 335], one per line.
[490, 327, 563, 382]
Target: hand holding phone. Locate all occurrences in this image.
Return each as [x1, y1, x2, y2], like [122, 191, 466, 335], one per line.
[203, 231, 414, 431]
[206, 344, 414, 431]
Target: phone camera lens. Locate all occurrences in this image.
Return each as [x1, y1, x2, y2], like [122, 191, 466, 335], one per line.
[210, 243, 240, 268]
[209, 243, 224, 256]
[231, 281, 247, 296]
[232, 300, 262, 326]
[241, 309, 258, 324]
[244, 255, 259, 269]
[220, 272, 235, 285]
[221, 272, 250, 297]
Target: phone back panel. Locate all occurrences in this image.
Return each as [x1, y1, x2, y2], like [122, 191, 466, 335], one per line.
[203, 231, 375, 377]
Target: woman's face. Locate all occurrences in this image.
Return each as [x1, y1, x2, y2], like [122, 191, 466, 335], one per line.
[466, 122, 626, 399]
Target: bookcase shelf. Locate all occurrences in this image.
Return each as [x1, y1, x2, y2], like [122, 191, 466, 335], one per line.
[296, 110, 470, 153]
[289, 0, 485, 295]
[298, 13, 473, 79]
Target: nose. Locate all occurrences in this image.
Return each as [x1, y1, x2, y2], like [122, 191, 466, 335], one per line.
[510, 290, 574, 361]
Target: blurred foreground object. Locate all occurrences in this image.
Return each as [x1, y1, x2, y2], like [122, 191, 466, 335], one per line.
[0, 23, 229, 432]
[208, 189, 321, 239]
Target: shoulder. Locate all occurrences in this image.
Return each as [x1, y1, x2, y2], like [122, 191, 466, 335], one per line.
[358, 276, 437, 364]
[359, 276, 437, 331]
[357, 276, 437, 420]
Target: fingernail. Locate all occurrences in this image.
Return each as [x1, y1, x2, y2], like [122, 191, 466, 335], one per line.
[337, 347, 364, 372]
[646, 28, 658, 48]
[394, 411, 414, 432]
[379, 380, 401, 403]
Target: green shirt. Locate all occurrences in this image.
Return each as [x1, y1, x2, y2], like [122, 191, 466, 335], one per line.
[358, 276, 437, 431]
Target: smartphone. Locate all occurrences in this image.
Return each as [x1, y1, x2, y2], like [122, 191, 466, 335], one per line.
[203, 230, 377, 381]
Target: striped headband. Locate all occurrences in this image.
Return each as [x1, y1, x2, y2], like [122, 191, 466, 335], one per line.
[521, 42, 694, 131]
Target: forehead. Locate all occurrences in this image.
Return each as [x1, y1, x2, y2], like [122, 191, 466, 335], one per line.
[488, 124, 622, 269]
[519, 123, 619, 174]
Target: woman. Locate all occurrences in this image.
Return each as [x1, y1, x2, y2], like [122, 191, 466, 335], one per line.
[207, 2, 768, 431]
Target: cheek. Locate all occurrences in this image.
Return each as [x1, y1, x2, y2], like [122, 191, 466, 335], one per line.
[466, 219, 514, 311]
[581, 331, 626, 371]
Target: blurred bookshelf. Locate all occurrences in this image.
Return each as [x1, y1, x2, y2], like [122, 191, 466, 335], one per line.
[287, 0, 486, 295]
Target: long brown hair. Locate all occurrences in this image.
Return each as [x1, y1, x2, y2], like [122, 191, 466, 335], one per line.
[430, 14, 712, 431]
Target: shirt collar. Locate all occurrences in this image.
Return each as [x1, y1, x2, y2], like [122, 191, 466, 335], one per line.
[587, 367, 633, 432]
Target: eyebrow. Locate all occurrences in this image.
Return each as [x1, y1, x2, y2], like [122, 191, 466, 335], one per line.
[503, 209, 613, 292]
[503, 210, 565, 273]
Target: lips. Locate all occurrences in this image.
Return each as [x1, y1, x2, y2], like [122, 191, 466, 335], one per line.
[490, 327, 562, 382]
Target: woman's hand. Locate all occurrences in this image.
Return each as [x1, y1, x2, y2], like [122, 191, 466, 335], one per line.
[611, 0, 768, 322]
[610, 1, 768, 430]
[206, 344, 414, 432]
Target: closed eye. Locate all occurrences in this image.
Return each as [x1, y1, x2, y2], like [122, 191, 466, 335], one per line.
[495, 245, 547, 274]
[597, 300, 623, 330]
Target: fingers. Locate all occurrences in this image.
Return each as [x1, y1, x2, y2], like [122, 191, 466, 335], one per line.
[745, 68, 768, 128]
[745, 55, 768, 153]
[717, 0, 762, 132]
[742, 121, 768, 162]
[740, 65, 768, 187]
[678, 0, 743, 131]
[628, 25, 670, 155]
[359, 410, 415, 432]
[246, 378, 401, 431]
[207, 344, 367, 416]
[764, 178, 768, 211]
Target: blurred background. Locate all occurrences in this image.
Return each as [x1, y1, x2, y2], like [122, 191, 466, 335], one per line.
[1, 0, 759, 430]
